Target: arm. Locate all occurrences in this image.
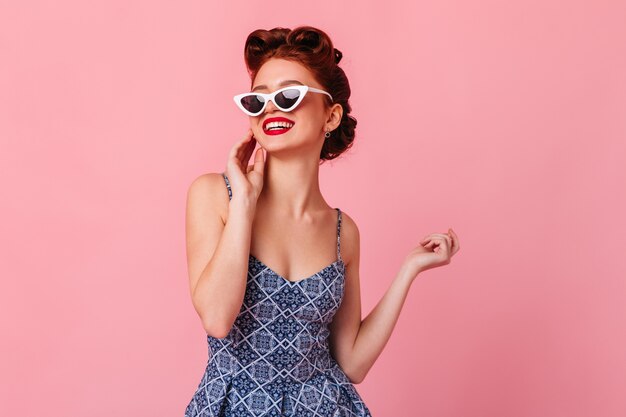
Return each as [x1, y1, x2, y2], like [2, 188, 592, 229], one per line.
[328, 213, 417, 384]
[185, 173, 256, 338]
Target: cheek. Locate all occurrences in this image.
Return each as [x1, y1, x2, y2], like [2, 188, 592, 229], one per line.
[293, 110, 323, 132]
[250, 122, 263, 135]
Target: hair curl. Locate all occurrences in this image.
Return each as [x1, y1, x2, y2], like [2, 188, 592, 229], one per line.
[243, 26, 356, 163]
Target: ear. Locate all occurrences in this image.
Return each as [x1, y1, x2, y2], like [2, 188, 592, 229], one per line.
[326, 103, 343, 130]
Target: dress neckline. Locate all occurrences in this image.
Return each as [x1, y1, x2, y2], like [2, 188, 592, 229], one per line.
[249, 254, 344, 284]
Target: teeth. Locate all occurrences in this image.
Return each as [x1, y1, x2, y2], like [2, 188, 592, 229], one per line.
[265, 121, 294, 130]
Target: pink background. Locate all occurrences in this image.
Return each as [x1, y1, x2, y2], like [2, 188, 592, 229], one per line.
[2, 1, 625, 416]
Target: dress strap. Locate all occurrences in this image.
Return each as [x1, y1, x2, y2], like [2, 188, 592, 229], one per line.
[222, 172, 232, 201]
[335, 207, 342, 262]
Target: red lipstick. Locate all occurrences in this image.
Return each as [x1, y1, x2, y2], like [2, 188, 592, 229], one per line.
[263, 117, 295, 136]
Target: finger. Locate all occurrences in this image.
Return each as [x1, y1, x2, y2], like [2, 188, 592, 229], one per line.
[237, 131, 256, 164]
[438, 235, 453, 258]
[420, 233, 450, 245]
[246, 147, 262, 173]
[444, 234, 452, 249]
[448, 228, 459, 255]
[421, 233, 449, 241]
[253, 146, 265, 175]
[423, 235, 451, 251]
[229, 130, 254, 163]
[227, 140, 255, 187]
[429, 233, 452, 249]
[241, 137, 257, 166]
[230, 131, 256, 171]
[423, 241, 437, 250]
[448, 229, 460, 253]
[447, 232, 456, 254]
[232, 129, 254, 157]
[423, 238, 443, 247]
[428, 241, 449, 256]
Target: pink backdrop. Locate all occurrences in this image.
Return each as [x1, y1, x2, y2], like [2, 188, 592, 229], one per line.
[1, 1, 625, 416]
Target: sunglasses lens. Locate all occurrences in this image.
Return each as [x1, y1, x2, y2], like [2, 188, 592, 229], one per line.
[240, 95, 265, 114]
[275, 88, 301, 110]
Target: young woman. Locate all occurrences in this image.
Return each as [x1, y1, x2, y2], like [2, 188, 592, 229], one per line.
[184, 25, 460, 417]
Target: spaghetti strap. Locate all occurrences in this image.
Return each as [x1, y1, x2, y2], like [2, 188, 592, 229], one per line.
[222, 172, 232, 201]
[335, 207, 342, 262]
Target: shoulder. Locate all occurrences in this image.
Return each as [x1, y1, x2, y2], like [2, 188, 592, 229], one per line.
[338, 209, 360, 267]
[186, 172, 229, 225]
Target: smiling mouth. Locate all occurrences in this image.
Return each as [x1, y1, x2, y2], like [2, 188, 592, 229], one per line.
[264, 125, 294, 135]
[265, 125, 293, 131]
[263, 116, 295, 131]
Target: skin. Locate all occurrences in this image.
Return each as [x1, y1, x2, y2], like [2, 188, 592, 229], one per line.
[193, 57, 461, 384]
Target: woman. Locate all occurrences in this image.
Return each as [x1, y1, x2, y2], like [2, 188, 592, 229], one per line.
[184, 25, 460, 417]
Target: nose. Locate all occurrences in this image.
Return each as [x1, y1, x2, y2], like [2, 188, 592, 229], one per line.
[264, 97, 280, 114]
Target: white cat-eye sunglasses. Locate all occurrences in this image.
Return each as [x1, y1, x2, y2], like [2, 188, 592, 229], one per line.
[233, 85, 333, 117]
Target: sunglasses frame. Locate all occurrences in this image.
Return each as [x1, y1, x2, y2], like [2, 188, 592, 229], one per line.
[233, 85, 333, 117]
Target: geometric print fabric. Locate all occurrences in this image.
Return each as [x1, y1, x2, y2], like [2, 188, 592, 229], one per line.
[184, 173, 373, 416]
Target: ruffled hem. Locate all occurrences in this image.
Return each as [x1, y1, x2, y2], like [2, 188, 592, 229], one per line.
[184, 364, 372, 417]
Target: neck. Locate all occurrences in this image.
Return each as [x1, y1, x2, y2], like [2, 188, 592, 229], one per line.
[258, 152, 328, 219]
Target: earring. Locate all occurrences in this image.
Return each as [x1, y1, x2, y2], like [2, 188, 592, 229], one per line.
[325, 129, 331, 139]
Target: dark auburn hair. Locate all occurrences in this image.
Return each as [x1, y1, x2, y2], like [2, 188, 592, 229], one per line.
[243, 26, 357, 163]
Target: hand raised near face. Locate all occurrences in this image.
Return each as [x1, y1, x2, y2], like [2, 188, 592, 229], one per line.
[224, 128, 266, 204]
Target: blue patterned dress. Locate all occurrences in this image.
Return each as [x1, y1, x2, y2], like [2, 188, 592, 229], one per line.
[184, 173, 373, 417]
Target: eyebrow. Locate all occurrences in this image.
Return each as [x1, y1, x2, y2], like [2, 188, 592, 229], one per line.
[252, 79, 304, 92]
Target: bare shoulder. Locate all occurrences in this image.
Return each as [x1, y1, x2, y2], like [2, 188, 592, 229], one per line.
[338, 209, 360, 267]
[187, 172, 229, 225]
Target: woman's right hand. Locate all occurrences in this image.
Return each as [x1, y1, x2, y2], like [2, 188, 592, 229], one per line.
[224, 128, 266, 205]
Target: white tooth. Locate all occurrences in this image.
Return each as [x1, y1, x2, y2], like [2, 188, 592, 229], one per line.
[266, 121, 294, 129]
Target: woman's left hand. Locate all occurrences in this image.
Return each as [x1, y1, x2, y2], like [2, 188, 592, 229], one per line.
[402, 228, 460, 279]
